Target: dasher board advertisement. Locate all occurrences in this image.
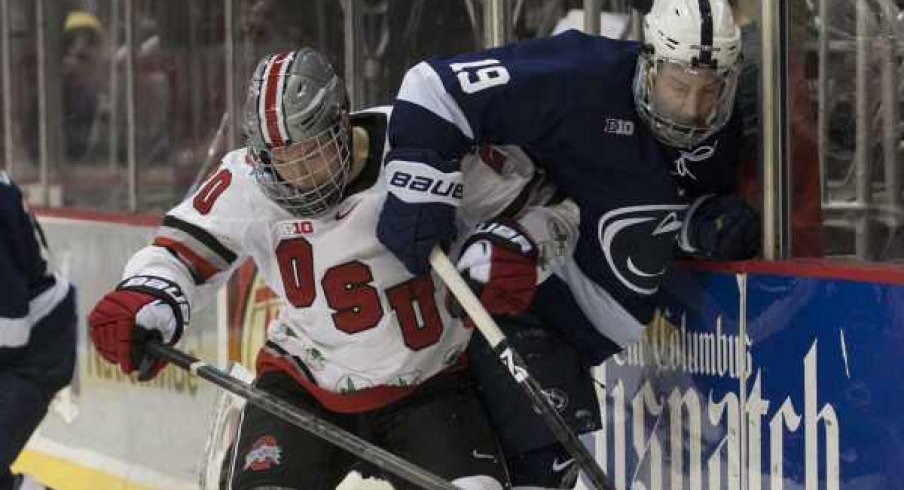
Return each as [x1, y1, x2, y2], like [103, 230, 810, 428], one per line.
[597, 266, 904, 490]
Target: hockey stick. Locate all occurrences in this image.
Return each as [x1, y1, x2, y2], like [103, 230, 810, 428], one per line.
[141, 341, 458, 490]
[429, 247, 615, 490]
[186, 112, 230, 198]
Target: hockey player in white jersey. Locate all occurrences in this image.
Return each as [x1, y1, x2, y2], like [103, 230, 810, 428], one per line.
[87, 48, 527, 489]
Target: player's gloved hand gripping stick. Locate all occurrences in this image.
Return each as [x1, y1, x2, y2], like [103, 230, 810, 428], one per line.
[138, 340, 458, 490]
[430, 246, 615, 490]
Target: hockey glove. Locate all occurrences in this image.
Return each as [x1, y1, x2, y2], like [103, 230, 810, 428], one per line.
[88, 276, 190, 379]
[456, 220, 539, 316]
[682, 195, 761, 260]
[377, 148, 461, 275]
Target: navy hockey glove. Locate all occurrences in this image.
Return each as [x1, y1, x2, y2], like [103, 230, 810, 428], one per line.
[377, 148, 462, 275]
[88, 276, 189, 379]
[456, 220, 539, 316]
[683, 195, 760, 260]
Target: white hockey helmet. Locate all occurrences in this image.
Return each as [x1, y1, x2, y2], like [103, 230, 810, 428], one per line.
[633, 0, 742, 149]
[244, 48, 351, 217]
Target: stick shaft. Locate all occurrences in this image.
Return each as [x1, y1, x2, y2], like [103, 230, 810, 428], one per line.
[147, 342, 457, 490]
[430, 247, 614, 490]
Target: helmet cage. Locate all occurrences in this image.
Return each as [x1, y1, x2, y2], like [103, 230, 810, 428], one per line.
[249, 119, 351, 217]
[634, 50, 739, 149]
[243, 49, 351, 217]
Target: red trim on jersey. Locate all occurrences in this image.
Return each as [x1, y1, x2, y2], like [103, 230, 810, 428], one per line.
[256, 349, 414, 413]
[33, 207, 161, 227]
[676, 258, 904, 286]
[152, 236, 221, 282]
[478, 145, 507, 174]
[263, 53, 289, 147]
[255, 348, 467, 413]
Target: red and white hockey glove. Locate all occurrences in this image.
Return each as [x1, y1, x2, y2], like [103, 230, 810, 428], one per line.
[88, 276, 190, 379]
[456, 220, 539, 317]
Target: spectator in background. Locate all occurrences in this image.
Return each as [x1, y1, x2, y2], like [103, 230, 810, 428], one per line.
[128, 15, 172, 166]
[61, 10, 105, 162]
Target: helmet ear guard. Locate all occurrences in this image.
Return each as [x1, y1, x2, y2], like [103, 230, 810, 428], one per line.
[243, 49, 352, 217]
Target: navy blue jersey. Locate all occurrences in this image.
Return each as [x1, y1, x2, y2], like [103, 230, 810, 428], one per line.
[0, 172, 71, 349]
[389, 31, 742, 353]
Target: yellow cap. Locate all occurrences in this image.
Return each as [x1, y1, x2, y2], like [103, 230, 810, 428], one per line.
[64, 10, 103, 35]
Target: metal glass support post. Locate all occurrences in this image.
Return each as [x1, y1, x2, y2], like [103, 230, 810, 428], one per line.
[34, 0, 63, 205]
[342, 0, 363, 109]
[108, 0, 120, 170]
[817, 0, 828, 210]
[583, 0, 601, 35]
[125, 0, 137, 211]
[854, 0, 872, 258]
[225, 0, 236, 149]
[629, 9, 642, 41]
[760, 0, 790, 259]
[36, 0, 48, 203]
[879, 0, 900, 241]
[1, 0, 12, 175]
[482, 0, 510, 48]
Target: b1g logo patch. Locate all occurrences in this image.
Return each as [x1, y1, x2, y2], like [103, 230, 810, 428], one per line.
[244, 435, 283, 471]
[277, 220, 314, 237]
[604, 117, 635, 136]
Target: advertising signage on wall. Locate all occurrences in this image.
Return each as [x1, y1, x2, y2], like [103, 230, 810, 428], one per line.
[596, 269, 904, 490]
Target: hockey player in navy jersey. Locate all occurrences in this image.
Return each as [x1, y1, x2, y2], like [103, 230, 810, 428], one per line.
[0, 174, 76, 490]
[376, 0, 759, 487]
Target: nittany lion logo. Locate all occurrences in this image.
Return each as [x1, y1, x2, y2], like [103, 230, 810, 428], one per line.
[597, 204, 687, 296]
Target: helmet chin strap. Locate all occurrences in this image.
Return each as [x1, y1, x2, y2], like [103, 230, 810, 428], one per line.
[349, 126, 370, 182]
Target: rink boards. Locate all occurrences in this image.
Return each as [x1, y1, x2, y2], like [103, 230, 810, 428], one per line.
[15, 214, 904, 489]
[593, 263, 904, 490]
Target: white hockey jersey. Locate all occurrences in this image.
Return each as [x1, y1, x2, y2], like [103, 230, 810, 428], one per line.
[123, 109, 564, 412]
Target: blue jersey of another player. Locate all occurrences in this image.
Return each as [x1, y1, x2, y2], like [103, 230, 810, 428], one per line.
[383, 31, 742, 361]
[0, 173, 72, 351]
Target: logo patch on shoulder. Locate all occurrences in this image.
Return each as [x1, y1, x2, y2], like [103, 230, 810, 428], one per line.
[334, 200, 361, 220]
[244, 435, 283, 471]
[278, 220, 314, 237]
[604, 118, 635, 136]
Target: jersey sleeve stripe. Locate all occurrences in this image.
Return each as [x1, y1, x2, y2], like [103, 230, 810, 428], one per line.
[161, 215, 238, 264]
[389, 101, 473, 158]
[155, 227, 232, 275]
[0, 316, 29, 347]
[0, 276, 71, 348]
[396, 61, 474, 140]
[152, 236, 221, 283]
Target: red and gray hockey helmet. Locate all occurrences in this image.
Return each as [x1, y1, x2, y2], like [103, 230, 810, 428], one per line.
[244, 48, 351, 217]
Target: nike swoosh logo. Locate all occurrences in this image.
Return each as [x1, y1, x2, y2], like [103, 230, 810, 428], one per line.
[552, 457, 575, 472]
[471, 449, 496, 460]
[334, 200, 360, 220]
